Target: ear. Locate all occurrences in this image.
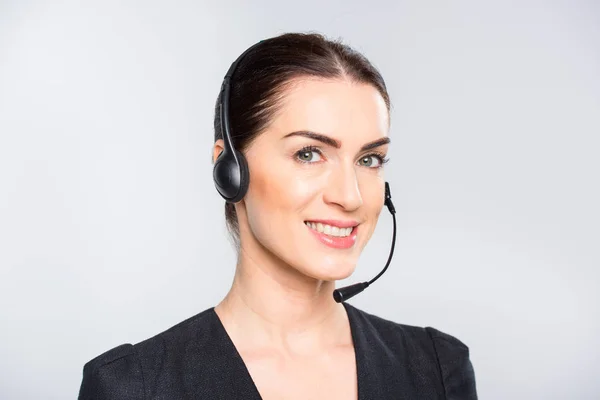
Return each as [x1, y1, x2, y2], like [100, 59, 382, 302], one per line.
[212, 139, 225, 164]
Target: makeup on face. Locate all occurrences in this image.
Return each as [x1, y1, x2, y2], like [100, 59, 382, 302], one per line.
[303, 220, 359, 249]
[241, 79, 390, 280]
[285, 134, 390, 177]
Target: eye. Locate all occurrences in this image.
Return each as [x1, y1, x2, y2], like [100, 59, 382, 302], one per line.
[295, 146, 323, 163]
[358, 153, 388, 168]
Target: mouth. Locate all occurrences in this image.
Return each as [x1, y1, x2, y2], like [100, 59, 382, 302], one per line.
[304, 220, 359, 249]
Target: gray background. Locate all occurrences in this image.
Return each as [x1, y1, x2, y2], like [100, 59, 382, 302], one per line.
[1, 0, 599, 398]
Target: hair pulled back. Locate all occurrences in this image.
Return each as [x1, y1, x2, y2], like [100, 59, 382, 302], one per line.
[213, 32, 391, 249]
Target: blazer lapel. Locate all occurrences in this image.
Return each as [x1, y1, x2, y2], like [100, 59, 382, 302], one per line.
[184, 309, 263, 399]
[344, 303, 393, 399]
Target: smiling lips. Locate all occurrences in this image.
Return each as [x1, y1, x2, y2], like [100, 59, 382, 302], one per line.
[304, 219, 359, 249]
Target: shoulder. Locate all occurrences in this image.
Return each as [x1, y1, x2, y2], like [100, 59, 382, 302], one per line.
[79, 343, 143, 399]
[79, 308, 217, 399]
[424, 327, 477, 399]
[346, 302, 471, 354]
[345, 303, 478, 399]
[344, 302, 436, 350]
[81, 343, 137, 375]
[425, 325, 470, 358]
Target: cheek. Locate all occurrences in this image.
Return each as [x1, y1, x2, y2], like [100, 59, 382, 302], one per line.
[362, 179, 386, 233]
[244, 162, 320, 229]
[362, 178, 385, 210]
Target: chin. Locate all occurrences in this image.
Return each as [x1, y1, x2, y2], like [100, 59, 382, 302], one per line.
[297, 258, 357, 282]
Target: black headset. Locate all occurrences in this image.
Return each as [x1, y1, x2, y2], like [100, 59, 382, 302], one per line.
[212, 40, 397, 303]
[213, 41, 263, 203]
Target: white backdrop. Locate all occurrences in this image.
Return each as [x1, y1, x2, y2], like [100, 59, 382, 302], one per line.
[1, 1, 598, 398]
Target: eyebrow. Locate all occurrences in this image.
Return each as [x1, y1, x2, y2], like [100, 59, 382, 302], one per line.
[283, 130, 390, 152]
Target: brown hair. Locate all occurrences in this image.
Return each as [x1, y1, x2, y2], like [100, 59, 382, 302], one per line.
[213, 32, 391, 249]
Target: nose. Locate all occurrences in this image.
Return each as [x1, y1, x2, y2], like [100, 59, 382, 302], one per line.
[323, 164, 363, 211]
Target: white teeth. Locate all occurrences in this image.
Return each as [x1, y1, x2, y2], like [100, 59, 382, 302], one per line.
[304, 222, 354, 237]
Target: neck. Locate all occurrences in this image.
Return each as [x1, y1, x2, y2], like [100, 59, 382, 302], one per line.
[215, 244, 351, 355]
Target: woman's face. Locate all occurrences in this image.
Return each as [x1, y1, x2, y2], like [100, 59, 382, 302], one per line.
[236, 78, 390, 283]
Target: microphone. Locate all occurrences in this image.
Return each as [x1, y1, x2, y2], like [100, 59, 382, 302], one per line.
[333, 182, 397, 303]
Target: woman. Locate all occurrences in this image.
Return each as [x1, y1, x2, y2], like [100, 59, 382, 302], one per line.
[78, 32, 477, 399]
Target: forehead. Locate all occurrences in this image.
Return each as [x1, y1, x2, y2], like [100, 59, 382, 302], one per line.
[269, 78, 389, 140]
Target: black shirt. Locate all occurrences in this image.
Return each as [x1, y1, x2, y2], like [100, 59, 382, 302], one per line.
[78, 302, 477, 399]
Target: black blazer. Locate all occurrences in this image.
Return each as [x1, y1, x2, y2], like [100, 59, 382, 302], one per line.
[78, 303, 477, 399]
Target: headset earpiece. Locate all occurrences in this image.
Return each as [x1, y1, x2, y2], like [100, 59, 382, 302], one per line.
[213, 147, 249, 203]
